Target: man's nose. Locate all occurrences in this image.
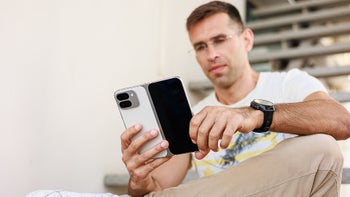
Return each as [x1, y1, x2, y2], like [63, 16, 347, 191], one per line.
[206, 44, 219, 61]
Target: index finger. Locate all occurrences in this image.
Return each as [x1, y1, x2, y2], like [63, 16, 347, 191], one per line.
[189, 110, 207, 144]
[120, 124, 142, 150]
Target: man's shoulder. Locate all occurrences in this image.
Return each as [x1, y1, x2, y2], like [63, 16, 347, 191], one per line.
[261, 68, 306, 77]
[259, 68, 312, 85]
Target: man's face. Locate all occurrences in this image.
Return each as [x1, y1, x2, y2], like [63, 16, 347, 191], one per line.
[188, 13, 252, 89]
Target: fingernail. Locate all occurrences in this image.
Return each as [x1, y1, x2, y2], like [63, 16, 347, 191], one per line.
[160, 141, 168, 148]
[150, 129, 157, 136]
[134, 124, 141, 130]
[191, 139, 197, 144]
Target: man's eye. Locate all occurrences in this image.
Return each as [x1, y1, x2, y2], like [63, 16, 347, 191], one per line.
[213, 37, 226, 44]
[195, 44, 206, 51]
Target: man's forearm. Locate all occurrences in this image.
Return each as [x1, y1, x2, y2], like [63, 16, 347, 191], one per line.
[271, 98, 350, 140]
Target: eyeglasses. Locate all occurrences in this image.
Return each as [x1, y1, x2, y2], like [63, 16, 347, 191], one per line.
[188, 34, 234, 56]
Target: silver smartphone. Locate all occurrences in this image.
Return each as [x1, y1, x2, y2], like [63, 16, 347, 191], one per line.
[114, 77, 198, 158]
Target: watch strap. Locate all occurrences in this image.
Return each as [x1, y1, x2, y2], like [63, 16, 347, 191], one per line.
[250, 100, 275, 133]
[253, 109, 273, 132]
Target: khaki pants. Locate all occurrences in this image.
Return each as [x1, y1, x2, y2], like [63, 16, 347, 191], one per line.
[147, 134, 343, 197]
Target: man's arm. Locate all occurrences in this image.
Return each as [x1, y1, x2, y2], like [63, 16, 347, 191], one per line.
[270, 91, 350, 140]
[190, 91, 350, 159]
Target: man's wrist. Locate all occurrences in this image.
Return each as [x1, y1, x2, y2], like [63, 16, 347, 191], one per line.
[252, 108, 264, 131]
[250, 99, 275, 133]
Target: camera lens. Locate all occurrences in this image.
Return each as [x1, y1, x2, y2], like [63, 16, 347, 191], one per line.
[119, 100, 132, 108]
[117, 93, 129, 101]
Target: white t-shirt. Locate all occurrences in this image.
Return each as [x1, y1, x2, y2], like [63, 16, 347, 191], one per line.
[191, 69, 327, 177]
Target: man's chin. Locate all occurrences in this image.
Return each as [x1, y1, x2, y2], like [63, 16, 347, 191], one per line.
[209, 72, 225, 80]
[210, 77, 232, 89]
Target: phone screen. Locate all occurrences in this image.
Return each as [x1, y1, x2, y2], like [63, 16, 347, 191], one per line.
[148, 78, 198, 154]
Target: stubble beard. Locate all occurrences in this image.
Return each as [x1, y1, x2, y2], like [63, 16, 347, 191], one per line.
[208, 70, 235, 90]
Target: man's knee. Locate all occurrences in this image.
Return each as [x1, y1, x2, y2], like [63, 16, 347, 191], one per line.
[275, 134, 343, 172]
[294, 134, 344, 172]
[308, 134, 343, 161]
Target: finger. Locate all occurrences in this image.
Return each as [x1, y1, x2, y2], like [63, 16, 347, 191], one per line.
[196, 113, 216, 151]
[208, 118, 226, 152]
[121, 124, 142, 150]
[220, 125, 237, 149]
[126, 129, 159, 156]
[189, 109, 207, 143]
[194, 149, 210, 160]
[131, 156, 171, 180]
[135, 140, 169, 164]
[128, 140, 169, 173]
[144, 156, 171, 172]
[122, 128, 160, 169]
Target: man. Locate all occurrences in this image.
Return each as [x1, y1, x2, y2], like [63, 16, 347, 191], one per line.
[121, 1, 350, 196]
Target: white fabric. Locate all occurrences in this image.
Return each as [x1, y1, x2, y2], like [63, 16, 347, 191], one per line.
[192, 69, 327, 113]
[191, 69, 327, 177]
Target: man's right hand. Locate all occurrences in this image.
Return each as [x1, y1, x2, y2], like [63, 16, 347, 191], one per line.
[120, 124, 171, 195]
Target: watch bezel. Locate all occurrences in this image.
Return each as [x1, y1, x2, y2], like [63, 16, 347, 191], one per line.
[254, 99, 274, 106]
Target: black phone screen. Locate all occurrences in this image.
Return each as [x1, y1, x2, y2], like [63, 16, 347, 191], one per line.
[148, 78, 198, 154]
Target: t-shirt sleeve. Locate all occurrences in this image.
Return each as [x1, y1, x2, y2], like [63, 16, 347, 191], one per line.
[282, 69, 328, 102]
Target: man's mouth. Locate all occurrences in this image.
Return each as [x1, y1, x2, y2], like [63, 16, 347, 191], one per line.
[209, 65, 225, 74]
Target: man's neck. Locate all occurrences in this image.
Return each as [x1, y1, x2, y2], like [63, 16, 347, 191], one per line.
[214, 70, 259, 105]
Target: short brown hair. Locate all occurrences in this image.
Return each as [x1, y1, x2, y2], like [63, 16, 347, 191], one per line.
[186, 1, 244, 31]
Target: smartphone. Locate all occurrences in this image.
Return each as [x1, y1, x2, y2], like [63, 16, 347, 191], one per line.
[114, 77, 198, 158]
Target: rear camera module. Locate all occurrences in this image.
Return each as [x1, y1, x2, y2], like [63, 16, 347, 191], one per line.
[115, 90, 139, 109]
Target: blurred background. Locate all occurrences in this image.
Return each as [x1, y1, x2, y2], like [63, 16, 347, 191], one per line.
[1, 0, 349, 196]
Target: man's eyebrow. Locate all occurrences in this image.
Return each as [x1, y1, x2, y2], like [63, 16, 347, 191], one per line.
[192, 34, 227, 46]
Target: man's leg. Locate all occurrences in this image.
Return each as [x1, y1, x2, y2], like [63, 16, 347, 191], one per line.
[146, 134, 343, 197]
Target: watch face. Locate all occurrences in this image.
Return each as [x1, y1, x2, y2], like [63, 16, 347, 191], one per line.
[255, 99, 273, 106]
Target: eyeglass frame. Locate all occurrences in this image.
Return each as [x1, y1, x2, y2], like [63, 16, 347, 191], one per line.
[188, 33, 240, 56]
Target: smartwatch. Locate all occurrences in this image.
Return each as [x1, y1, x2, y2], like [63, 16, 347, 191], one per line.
[250, 99, 275, 133]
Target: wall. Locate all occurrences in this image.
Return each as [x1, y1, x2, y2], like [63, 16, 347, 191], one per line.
[0, 0, 244, 196]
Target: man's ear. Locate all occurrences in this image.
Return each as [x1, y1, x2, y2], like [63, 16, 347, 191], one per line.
[242, 28, 254, 52]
